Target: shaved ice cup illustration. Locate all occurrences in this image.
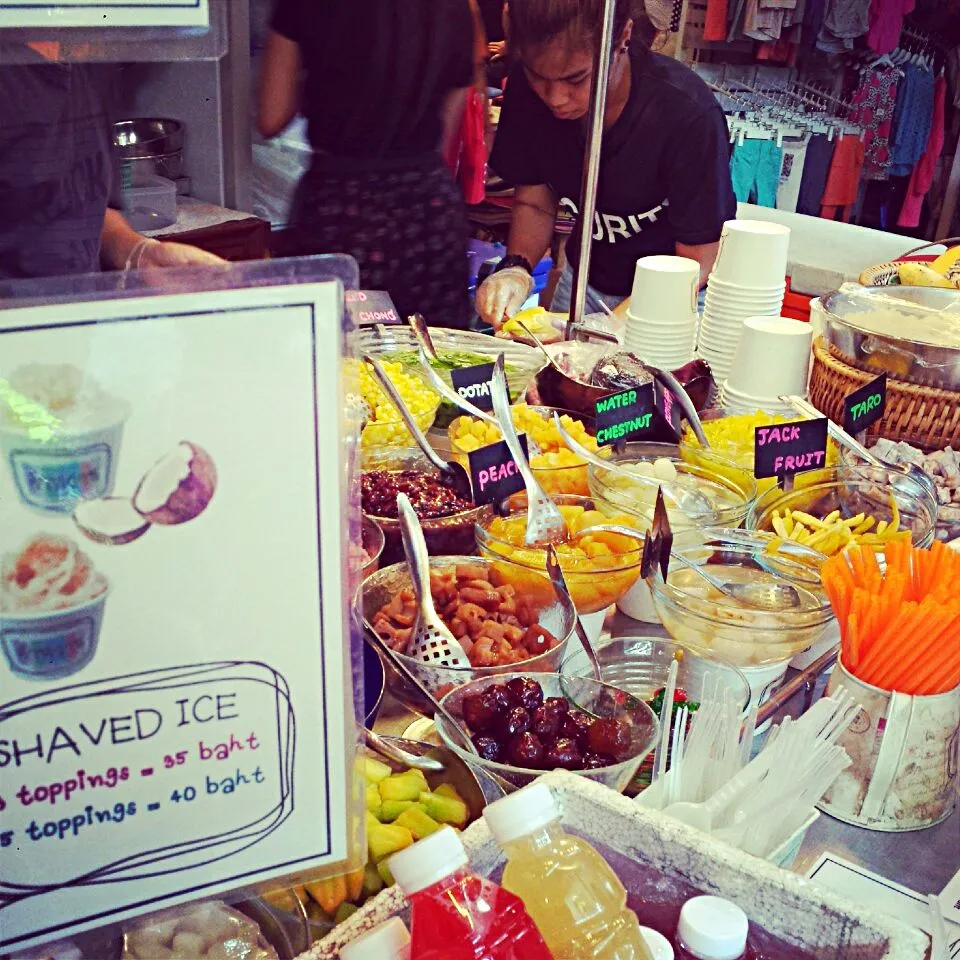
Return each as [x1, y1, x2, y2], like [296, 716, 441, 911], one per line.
[1, 536, 110, 681]
[0, 365, 131, 516]
[73, 441, 217, 545]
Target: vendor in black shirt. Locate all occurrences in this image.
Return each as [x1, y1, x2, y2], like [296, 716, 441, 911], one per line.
[477, 0, 736, 327]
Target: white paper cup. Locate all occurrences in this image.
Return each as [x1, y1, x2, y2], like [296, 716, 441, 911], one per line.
[0, 413, 128, 516]
[616, 579, 661, 622]
[726, 316, 812, 399]
[712, 220, 791, 289]
[629, 255, 700, 321]
[707, 275, 787, 297]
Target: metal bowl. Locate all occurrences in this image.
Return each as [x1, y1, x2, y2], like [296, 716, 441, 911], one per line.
[821, 286, 960, 390]
[359, 555, 577, 716]
[113, 118, 184, 158]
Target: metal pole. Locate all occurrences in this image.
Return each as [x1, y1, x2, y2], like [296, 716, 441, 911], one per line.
[565, 0, 618, 340]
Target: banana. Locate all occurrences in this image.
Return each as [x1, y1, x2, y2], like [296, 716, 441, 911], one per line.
[897, 261, 956, 289]
[931, 246, 960, 282]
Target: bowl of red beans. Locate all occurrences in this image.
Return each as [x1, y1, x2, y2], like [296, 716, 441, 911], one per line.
[359, 556, 578, 716]
[435, 673, 660, 792]
[361, 447, 482, 565]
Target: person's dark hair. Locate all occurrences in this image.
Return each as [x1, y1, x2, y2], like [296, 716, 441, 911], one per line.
[507, 0, 632, 54]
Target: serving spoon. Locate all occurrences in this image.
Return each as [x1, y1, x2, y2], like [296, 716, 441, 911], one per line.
[364, 354, 473, 502]
[545, 544, 602, 682]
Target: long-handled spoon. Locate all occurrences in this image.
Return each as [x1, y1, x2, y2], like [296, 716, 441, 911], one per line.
[545, 544, 601, 682]
[365, 728, 445, 772]
[365, 355, 473, 501]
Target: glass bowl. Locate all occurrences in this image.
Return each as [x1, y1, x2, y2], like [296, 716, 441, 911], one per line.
[587, 441, 757, 533]
[359, 325, 547, 429]
[649, 528, 835, 668]
[474, 493, 644, 614]
[449, 405, 601, 497]
[435, 671, 660, 791]
[359, 516, 385, 581]
[746, 465, 938, 556]
[358, 556, 578, 716]
[679, 408, 842, 495]
[353, 358, 441, 448]
[361, 447, 482, 565]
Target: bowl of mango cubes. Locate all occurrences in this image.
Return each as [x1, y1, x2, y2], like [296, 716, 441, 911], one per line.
[264, 740, 484, 941]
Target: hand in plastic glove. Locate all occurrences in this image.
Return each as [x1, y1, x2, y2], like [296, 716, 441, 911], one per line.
[134, 238, 227, 269]
[476, 266, 534, 329]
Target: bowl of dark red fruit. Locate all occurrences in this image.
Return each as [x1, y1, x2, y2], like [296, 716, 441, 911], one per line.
[360, 558, 578, 716]
[435, 673, 660, 791]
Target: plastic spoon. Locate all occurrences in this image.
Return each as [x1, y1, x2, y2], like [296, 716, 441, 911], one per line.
[652, 659, 679, 783]
[551, 413, 714, 518]
[365, 355, 473, 502]
[397, 494, 471, 668]
[490, 353, 568, 546]
[545, 544, 602, 682]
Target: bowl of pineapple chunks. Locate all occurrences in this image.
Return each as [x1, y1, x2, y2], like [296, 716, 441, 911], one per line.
[263, 740, 486, 941]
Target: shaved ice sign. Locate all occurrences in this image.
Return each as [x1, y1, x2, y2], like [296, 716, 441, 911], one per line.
[0, 284, 353, 950]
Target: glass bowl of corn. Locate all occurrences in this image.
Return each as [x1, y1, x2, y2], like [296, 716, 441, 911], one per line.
[355, 359, 441, 447]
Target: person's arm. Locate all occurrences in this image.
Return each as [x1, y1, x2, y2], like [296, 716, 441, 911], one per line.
[257, 30, 301, 138]
[507, 184, 558, 269]
[100, 208, 225, 271]
[676, 239, 719, 289]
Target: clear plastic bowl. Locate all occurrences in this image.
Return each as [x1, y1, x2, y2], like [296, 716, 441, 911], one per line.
[649, 528, 835, 668]
[435, 671, 660, 791]
[361, 447, 482, 566]
[359, 516, 385, 581]
[449, 405, 599, 497]
[746, 465, 938, 555]
[587, 441, 757, 532]
[474, 493, 643, 614]
[358, 556, 577, 716]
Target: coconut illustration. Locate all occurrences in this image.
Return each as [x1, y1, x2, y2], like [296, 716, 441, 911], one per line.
[73, 441, 217, 546]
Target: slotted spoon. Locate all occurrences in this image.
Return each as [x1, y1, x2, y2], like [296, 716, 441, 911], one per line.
[490, 353, 568, 546]
[397, 493, 471, 668]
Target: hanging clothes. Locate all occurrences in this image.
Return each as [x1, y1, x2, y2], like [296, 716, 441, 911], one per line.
[867, 0, 916, 55]
[820, 134, 866, 220]
[898, 74, 946, 228]
[797, 134, 835, 216]
[822, 0, 870, 39]
[848, 65, 900, 180]
[703, 0, 730, 41]
[888, 63, 935, 178]
[776, 134, 811, 212]
[730, 138, 783, 207]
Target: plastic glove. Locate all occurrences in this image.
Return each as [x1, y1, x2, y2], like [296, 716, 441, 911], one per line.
[475, 266, 534, 329]
[135, 238, 227, 269]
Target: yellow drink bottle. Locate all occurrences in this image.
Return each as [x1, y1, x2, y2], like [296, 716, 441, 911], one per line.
[484, 783, 654, 960]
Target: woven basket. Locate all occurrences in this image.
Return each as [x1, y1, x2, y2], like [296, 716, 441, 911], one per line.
[859, 237, 960, 286]
[810, 337, 960, 451]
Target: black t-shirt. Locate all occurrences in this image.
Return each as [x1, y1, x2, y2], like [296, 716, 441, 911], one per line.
[271, 0, 475, 159]
[490, 46, 736, 296]
[477, 0, 505, 41]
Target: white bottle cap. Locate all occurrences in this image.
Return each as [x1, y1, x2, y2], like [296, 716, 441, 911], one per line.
[483, 781, 560, 846]
[639, 926, 675, 960]
[388, 826, 469, 895]
[341, 918, 411, 960]
[677, 896, 748, 960]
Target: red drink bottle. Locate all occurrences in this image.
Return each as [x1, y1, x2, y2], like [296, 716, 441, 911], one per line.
[388, 826, 555, 960]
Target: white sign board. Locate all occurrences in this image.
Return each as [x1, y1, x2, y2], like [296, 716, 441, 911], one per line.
[0, 0, 209, 29]
[0, 283, 353, 950]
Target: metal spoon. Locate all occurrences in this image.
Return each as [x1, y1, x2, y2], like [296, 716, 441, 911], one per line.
[364, 354, 473, 501]
[586, 521, 802, 610]
[490, 353, 568, 546]
[408, 312, 440, 361]
[551, 413, 714, 518]
[397, 494, 471, 668]
[545, 544, 602, 682]
[365, 728, 445, 772]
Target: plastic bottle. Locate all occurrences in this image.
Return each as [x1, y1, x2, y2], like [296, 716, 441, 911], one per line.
[483, 782, 653, 960]
[675, 896, 749, 960]
[341, 917, 411, 960]
[388, 826, 555, 960]
[640, 927, 675, 960]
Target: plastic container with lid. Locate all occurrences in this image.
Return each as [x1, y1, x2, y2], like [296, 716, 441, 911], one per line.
[123, 175, 177, 231]
[640, 927, 675, 960]
[675, 896, 749, 960]
[341, 918, 411, 960]
[387, 826, 553, 960]
[484, 781, 653, 959]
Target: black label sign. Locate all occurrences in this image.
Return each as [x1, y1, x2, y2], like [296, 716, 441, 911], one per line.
[345, 290, 401, 327]
[754, 418, 829, 479]
[450, 362, 496, 413]
[843, 374, 887, 436]
[653, 381, 683, 440]
[595, 383, 657, 447]
[468, 434, 529, 506]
